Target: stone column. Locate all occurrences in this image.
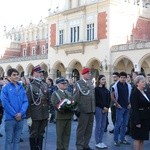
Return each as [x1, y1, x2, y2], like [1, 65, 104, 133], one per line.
[49, 68, 57, 80]
[65, 67, 73, 80]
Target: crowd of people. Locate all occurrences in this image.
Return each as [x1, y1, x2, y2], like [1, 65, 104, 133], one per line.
[0, 65, 150, 150]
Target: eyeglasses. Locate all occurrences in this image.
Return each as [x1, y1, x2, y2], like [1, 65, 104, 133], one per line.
[12, 73, 19, 76]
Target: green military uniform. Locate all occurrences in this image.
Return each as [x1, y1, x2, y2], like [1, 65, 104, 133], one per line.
[51, 89, 73, 150]
[26, 78, 49, 150]
[73, 79, 95, 150]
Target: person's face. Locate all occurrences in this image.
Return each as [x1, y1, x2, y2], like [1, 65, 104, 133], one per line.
[58, 82, 68, 90]
[132, 72, 138, 80]
[99, 77, 106, 85]
[33, 71, 41, 78]
[112, 75, 119, 82]
[127, 75, 131, 82]
[9, 72, 19, 83]
[119, 76, 127, 83]
[83, 72, 91, 80]
[137, 79, 146, 89]
[46, 79, 52, 85]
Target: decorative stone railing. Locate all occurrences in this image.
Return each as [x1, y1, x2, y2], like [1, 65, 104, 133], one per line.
[111, 41, 150, 51]
[0, 54, 48, 64]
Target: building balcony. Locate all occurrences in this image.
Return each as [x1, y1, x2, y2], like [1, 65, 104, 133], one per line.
[111, 41, 150, 51]
[0, 54, 48, 64]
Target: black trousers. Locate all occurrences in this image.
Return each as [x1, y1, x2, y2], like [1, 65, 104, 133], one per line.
[30, 119, 48, 138]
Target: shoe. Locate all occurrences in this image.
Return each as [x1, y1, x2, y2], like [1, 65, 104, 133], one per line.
[109, 129, 114, 134]
[96, 143, 107, 148]
[0, 133, 3, 137]
[101, 143, 107, 148]
[119, 140, 131, 145]
[95, 143, 104, 149]
[114, 141, 120, 147]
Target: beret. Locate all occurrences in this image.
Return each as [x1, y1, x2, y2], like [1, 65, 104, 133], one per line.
[81, 68, 90, 75]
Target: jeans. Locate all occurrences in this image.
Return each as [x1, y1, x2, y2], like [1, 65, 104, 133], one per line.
[95, 107, 107, 144]
[114, 108, 129, 142]
[5, 119, 24, 150]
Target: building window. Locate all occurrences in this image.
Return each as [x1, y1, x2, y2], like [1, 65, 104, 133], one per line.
[70, 26, 79, 43]
[59, 30, 64, 45]
[87, 23, 94, 41]
[32, 47, 36, 55]
[23, 48, 27, 56]
[42, 45, 46, 54]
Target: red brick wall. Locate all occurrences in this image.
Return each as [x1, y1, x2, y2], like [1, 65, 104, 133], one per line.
[97, 12, 107, 40]
[3, 51, 20, 58]
[132, 18, 150, 41]
[50, 24, 56, 47]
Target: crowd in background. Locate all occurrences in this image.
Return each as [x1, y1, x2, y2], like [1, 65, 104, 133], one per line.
[0, 66, 150, 150]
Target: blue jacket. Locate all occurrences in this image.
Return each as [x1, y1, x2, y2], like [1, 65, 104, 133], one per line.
[1, 82, 29, 121]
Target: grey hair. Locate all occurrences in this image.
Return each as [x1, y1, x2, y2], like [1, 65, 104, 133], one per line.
[134, 75, 145, 86]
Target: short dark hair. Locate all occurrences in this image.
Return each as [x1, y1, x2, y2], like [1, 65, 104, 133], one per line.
[7, 68, 19, 77]
[138, 72, 145, 77]
[119, 72, 127, 77]
[112, 72, 119, 77]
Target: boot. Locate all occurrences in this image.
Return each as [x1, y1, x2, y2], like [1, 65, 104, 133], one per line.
[37, 136, 43, 150]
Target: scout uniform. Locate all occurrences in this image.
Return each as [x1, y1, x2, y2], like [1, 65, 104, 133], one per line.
[51, 77, 73, 150]
[26, 65, 49, 150]
[73, 68, 95, 150]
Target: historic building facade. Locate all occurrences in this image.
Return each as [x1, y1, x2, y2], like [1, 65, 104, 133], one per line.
[0, 0, 150, 85]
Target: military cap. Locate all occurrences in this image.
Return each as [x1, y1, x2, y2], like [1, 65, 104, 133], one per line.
[56, 77, 67, 84]
[32, 65, 42, 74]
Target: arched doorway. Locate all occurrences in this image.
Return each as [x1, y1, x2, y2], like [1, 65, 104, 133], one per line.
[72, 69, 80, 82]
[113, 57, 134, 73]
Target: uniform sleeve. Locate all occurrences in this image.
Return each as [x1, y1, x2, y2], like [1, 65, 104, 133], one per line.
[51, 92, 60, 109]
[73, 83, 80, 104]
[1, 86, 16, 117]
[26, 85, 32, 118]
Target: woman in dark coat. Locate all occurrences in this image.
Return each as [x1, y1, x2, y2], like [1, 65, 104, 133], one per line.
[130, 75, 150, 150]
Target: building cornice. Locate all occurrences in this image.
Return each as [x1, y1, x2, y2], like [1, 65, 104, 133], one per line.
[111, 41, 150, 52]
[0, 54, 48, 64]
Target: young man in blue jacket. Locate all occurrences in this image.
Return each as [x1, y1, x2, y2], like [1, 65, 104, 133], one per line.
[1, 68, 28, 150]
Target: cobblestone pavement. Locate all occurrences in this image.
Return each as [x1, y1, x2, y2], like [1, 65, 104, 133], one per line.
[0, 116, 150, 150]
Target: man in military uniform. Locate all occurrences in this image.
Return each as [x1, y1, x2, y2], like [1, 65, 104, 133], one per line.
[73, 68, 95, 150]
[26, 65, 49, 150]
[51, 77, 74, 150]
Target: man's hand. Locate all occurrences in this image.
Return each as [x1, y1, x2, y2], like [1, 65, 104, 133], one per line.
[15, 113, 22, 121]
[102, 107, 108, 113]
[136, 124, 141, 128]
[116, 103, 122, 109]
[27, 117, 32, 127]
[127, 104, 131, 109]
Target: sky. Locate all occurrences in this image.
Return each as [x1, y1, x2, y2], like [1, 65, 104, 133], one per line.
[0, 0, 65, 55]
